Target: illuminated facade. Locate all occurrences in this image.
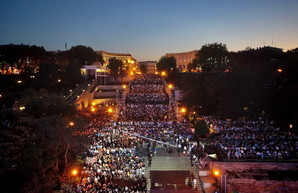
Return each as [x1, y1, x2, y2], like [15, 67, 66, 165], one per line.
[81, 61, 110, 84]
[165, 50, 198, 72]
[138, 61, 157, 74]
[97, 51, 138, 70]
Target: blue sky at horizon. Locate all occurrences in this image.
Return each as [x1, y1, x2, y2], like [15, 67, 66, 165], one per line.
[1, 0, 298, 61]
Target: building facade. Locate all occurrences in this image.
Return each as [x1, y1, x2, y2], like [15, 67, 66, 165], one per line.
[165, 50, 198, 72]
[97, 51, 138, 70]
[138, 61, 157, 74]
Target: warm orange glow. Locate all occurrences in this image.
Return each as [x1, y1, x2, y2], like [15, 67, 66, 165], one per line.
[168, 84, 173, 89]
[71, 169, 78, 176]
[277, 68, 283, 73]
[91, 107, 95, 112]
[107, 108, 113, 113]
[69, 122, 74, 126]
[130, 71, 134, 76]
[17, 80, 22, 84]
[180, 107, 187, 113]
[92, 102, 96, 106]
[289, 124, 293, 129]
[57, 79, 61, 82]
[161, 71, 167, 76]
[213, 170, 220, 177]
[122, 84, 127, 89]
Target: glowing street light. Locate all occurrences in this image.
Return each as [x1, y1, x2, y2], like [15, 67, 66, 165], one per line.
[57, 79, 61, 83]
[19, 106, 26, 111]
[69, 122, 74, 126]
[277, 68, 283, 73]
[122, 84, 127, 89]
[180, 107, 187, 114]
[168, 84, 173, 89]
[107, 108, 113, 113]
[91, 107, 96, 112]
[71, 168, 79, 176]
[213, 169, 220, 177]
[161, 71, 167, 76]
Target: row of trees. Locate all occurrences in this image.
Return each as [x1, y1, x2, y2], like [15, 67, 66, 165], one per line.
[180, 43, 298, 131]
[0, 89, 89, 193]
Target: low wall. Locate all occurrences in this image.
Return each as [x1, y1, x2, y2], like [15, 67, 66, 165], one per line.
[210, 162, 298, 193]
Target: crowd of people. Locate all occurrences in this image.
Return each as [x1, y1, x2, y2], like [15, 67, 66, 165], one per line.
[76, 74, 201, 192]
[76, 119, 147, 193]
[204, 116, 298, 160]
[120, 74, 170, 121]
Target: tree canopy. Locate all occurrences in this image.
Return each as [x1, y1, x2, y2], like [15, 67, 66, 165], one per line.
[107, 57, 124, 80]
[197, 43, 229, 73]
[156, 56, 177, 74]
[68, 45, 99, 65]
[140, 63, 147, 74]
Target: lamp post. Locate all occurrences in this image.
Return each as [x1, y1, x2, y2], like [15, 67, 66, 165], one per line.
[213, 169, 227, 193]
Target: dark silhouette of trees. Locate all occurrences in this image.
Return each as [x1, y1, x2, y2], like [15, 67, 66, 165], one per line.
[156, 56, 177, 74]
[107, 57, 123, 81]
[196, 43, 229, 73]
[68, 45, 99, 65]
[181, 45, 298, 131]
[140, 63, 147, 74]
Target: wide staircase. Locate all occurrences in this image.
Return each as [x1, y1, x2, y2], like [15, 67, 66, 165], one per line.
[144, 147, 205, 193]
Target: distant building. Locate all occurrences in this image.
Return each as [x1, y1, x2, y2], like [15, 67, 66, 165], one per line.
[165, 50, 198, 72]
[97, 51, 138, 70]
[81, 61, 110, 85]
[138, 61, 157, 74]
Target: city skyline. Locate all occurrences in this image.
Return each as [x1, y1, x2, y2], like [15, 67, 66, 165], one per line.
[1, 0, 298, 61]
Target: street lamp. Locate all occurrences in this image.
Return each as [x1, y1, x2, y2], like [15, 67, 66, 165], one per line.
[168, 84, 173, 89]
[180, 107, 187, 114]
[212, 169, 227, 193]
[213, 169, 220, 177]
[107, 108, 113, 113]
[69, 122, 74, 127]
[71, 169, 78, 176]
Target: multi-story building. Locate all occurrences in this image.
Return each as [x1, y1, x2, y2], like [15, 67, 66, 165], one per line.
[165, 50, 198, 72]
[97, 51, 138, 70]
[138, 61, 157, 74]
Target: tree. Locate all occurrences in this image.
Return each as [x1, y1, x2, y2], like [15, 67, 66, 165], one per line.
[188, 51, 200, 72]
[195, 120, 210, 137]
[156, 56, 177, 74]
[68, 45, 98, 65]
[107, 57, 123, 81]
[199, 43, 229, 73]
[140, 63, 147, 74]
[19, 89, 76, 118]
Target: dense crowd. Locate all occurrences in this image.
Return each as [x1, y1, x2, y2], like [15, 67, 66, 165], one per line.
[204, 116, 298, 160]
[77, 120, 147, 193]
[75, 74, 201, 192]
[120, 74, 170, 121]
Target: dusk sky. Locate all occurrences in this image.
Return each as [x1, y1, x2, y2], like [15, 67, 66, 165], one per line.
[1, 0, 298, 61]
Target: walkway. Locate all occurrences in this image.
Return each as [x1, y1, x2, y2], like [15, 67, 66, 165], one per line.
[143, 147, 205, 193]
